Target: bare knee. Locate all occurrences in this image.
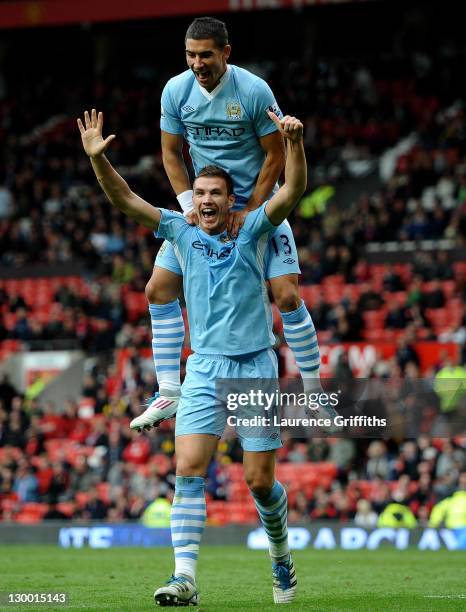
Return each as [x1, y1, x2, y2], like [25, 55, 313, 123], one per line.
[245, 470, 274, 498]
[270, 277, 301, 312]
[145, 267, 182, 304]
[176, 457, 207, 478]
[175, 435, 218, 480]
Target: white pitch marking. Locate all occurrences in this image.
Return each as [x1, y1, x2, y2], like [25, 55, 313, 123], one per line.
[424, 595, 466, 599]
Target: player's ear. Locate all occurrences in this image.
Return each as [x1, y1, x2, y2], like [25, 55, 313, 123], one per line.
[223, 45, 231, 62]
[228, 194, 235, 209]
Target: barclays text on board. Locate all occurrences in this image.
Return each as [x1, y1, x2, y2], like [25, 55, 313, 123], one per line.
[248, 526, 466, 551]
[57, 524, 466, 550]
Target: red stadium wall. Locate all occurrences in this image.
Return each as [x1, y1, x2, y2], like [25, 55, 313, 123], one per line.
[0, 0, 376, 29]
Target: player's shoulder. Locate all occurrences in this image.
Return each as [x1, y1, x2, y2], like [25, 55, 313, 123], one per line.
[241, 203, 269, 233]
[161, 208, 186, 221]
[163, 69, 195, 95]
[229, 64, 272, 95]
[160, 208, 189, 229]
[158, 208, 192, 242]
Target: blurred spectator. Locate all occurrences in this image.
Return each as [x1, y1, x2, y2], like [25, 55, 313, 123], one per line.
[122, 432, 151, 465]
[422, 280, 445, 309]
[354, 499, 378, 528]
[0, 184, 13, 219]
[83, 486, 108, 520]
[435, 440, 464, 479]
[328, 438, 356, 471]
[67, 456, 99, 500]
[365, 441, 390, 480]
[13, 464, 39, 502]
[43, 503, 71, 520]
[0, 374, 17, 411]
[378, 503, 417, 528]
[385, 303, 409, 330]
[309, 487, 336, 520]
[141, 495, 171, 527]
[382, 265, 404, 292]
[433, 357, 466, 422]
[47, 462, 70, 503]
[395, 334, 420, 372]
[429, 472, 466, 528]
[357, 283, 385, 312]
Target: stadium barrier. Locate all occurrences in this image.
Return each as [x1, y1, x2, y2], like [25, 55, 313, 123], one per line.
[0, 523, 464, 550]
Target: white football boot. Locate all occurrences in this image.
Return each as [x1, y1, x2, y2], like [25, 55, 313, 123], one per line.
[154, 574, 200, 607]
[130, 392, 179, 431]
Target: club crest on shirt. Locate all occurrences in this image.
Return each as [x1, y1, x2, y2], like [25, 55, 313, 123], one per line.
[226, 101, 242, 120]
[220, 233, 234, 243]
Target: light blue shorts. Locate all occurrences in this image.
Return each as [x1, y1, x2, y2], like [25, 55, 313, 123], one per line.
[176, 349, 282, 452]
[155, 219, 300, 279]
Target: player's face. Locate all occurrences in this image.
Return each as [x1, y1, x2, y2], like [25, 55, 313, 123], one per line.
[185, 38, 231, 92]
[193, 177, 235, 234]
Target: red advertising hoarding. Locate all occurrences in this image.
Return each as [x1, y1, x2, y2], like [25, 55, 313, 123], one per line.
[0, 0, 375, 30]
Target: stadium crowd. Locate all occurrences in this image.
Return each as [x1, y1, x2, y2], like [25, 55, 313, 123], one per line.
[2, 39, 466, 352]
[1, 9, 466, 527]
[0, 365, 465, 525]
[2, 28, 466, 273]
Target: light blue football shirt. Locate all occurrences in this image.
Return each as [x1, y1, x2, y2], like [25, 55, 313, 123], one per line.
[160, 65, 282, 206]
[156, 205, 277, 355]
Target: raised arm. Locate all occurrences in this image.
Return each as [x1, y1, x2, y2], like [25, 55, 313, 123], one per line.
[228, 130, 285, 236]
[161, 130, 195, 218]
[78, 109, 161, 231]
[264, 113, 307, 226]
[161, 131, 191, 195]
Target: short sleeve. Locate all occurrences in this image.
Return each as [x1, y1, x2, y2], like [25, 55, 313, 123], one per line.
[250, 79, 283, 138]
[160, 81, 185, 135]
[242, 203, 276, 239]
[156, 209, 188, 243]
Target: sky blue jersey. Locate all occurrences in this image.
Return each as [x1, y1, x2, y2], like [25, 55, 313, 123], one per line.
[160, 64, 282, 205]
[156, 205, 277, 355]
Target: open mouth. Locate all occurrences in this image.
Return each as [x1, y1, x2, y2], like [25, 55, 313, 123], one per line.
[195, 71, 210, 83]
[201, 207, 217, 220]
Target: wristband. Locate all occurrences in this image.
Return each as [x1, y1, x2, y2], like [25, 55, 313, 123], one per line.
[176, 189, 194, 214]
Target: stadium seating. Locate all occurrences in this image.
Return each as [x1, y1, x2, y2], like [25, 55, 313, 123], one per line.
[1, 14, 465, 528]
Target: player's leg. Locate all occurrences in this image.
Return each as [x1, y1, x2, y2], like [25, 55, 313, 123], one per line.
[154, 353, 225, 606]
[266, 221, 322, 394]
[243, 450, 296, 604]
[130, 246, 184, 431]
[269, 272, 322, 394]
[266, 222, 343, 433]
[154, 433, 218, 607]
[237, 348, 296, 604]
[145, 263, 184, 397]
[267, 228, 340, 430]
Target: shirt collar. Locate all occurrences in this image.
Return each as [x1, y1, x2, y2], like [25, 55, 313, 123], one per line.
[198, 65, 231, 101]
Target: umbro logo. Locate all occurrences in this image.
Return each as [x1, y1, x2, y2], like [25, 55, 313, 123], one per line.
[182, 105, 195, 112]
[283, 258, 296, 264]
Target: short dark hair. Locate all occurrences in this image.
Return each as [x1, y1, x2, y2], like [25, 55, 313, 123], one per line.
[185, 17, 229, 49]
[195, 165, 234, 195]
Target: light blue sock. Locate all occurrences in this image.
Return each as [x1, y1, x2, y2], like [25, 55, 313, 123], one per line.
[281, 300, 322, 393]
[171, 476, 206, 581]
[251, 481, 289, 562]
[149, 300, 184, 395]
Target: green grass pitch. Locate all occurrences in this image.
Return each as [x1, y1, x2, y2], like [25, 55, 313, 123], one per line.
[1, 545, 465, 611]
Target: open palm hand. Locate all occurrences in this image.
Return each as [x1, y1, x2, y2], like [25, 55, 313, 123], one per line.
[77, 109, 115, 157]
